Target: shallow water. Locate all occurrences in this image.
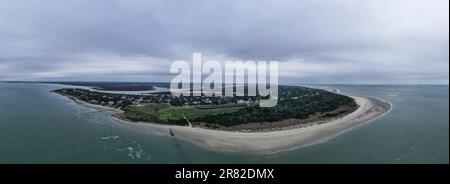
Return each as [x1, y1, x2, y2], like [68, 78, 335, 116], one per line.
[0, 83, 448, 163]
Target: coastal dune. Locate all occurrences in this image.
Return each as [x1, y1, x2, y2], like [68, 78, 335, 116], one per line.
[113, 96, 392, 154]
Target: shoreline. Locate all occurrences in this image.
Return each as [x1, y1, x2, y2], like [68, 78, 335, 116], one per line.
[54, 89, 391, 154]
[58, 93, 124, 114]
[110, 95, 392, 154]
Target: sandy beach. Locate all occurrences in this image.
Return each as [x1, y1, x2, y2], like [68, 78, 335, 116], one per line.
[111, 95, 392, 154]
[58, 93, 124, 114]
[73, 98, 124, 114]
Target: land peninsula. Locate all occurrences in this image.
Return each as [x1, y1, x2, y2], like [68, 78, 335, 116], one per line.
[52, 82, 391, 153]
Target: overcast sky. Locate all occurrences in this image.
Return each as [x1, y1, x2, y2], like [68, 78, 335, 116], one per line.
[0, 0, 448, 84]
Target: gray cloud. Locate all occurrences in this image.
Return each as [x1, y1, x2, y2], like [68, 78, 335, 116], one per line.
[0, 0, 448, 84]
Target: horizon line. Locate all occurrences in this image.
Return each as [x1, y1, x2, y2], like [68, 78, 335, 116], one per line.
[1, 80, 449, 86]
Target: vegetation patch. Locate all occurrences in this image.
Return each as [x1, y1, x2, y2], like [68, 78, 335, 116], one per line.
[120, 104, 245, 125]
[53, 84, 358, 129]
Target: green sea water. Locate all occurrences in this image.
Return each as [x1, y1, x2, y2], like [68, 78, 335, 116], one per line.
[0, 83, 448, 163]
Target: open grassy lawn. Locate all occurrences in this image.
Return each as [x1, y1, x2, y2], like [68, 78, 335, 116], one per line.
[122, 104, 245, 123]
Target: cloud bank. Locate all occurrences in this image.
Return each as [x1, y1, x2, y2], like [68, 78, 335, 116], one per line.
[0, 0, 448, 84]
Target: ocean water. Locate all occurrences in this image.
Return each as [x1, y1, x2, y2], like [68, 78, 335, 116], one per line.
[0, 83, 448, 163]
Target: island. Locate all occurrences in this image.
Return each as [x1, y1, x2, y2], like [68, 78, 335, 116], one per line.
[52, 83, 391, 153]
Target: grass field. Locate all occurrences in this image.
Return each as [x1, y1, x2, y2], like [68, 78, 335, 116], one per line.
[122, 103, 246, 124]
